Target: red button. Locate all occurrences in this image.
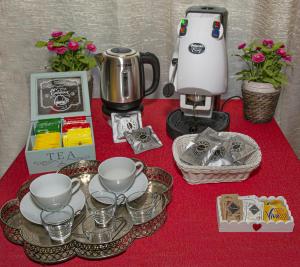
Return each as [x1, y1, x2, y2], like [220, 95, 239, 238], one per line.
[180, 26, 186, 36]
[213, 21, 220, 29]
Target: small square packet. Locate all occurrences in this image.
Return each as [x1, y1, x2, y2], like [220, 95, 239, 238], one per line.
[111, 111, 142, 143]
[227, 135, 257, 164]
[239, 195, 263, 222]
[124, 126, 162, 154]
[180, 136, 221, 166]
[220, 194, 243, 222]
[207, 141, 234, 166]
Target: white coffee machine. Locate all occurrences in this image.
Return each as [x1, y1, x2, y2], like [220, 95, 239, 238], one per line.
[164, 6, 230, 139]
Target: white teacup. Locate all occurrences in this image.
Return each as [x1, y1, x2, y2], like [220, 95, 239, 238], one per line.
[98, 157, 144, 193]
[30, 173, 81, 211]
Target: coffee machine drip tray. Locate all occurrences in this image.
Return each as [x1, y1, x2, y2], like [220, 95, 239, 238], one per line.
[166, 109, 230, 139]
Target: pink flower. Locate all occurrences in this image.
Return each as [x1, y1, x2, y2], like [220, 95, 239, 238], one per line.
[86, 43, 97, 52]
[283, 55, 292, 62]
[238, 42, 246, 49]
[252, 52, 265, 63]
[55, 46, 68, 55]
[68, 41, 79, 51]
[262, 39, 274, 47]
[276, 48, 286, 57]
[51, 31, 63, 38]
[47, 41, 55, 51]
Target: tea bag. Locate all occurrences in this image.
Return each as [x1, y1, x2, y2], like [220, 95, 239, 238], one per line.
[180, 136, 221, 166]
[35, 118, 61, 134]
[239, 196, 263, 222]
[124, 126, 162, 154]
[111, 111, 142, 143]
[220, 194, 243, 222]
[263, 199, 289, 222]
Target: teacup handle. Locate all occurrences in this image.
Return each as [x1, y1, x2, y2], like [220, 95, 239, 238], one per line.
[134, 161, 144, 177]
[71, 178, 81, 195]
[117, 194, 126, 205]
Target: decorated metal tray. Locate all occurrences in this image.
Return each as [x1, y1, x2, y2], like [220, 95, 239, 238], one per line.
[0, 160, 173, 264]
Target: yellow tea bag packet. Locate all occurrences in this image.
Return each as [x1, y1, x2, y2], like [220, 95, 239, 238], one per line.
[263, 199, 289, 222]
[33, 132, 61, 150]
[63, 128, 92, 147]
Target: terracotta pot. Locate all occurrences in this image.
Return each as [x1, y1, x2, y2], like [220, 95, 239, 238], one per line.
[242, 81, 280, 123]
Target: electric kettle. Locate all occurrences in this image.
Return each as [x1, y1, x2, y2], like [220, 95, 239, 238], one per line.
[95, 47, 160, 114]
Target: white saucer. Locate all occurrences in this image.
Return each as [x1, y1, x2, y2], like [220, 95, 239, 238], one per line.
[88, 172, 148, 204]
[20, 190, 86, 225]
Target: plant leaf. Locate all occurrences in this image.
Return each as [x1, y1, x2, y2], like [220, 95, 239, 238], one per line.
[71, 37, 83, 42]
[58, 32, 75, 43]
[272, 42, 284, 51]
[35, 41, 48, 48]
[88, 57, 97, 69]
[53, 42, 65, 47]
[78, 57, 90, 64]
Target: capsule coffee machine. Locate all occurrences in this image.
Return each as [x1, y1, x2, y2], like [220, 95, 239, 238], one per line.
[163, 6, 230, 139]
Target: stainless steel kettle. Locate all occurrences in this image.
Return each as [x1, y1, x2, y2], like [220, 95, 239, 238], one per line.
[95, 47, 160, 113]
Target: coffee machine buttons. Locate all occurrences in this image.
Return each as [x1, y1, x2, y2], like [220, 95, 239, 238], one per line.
[180, 26, 187, 36]
[213, 21, 221, 29]
[212, 28, 220, 38]
[179, 19, 188, 36]
[212, 21, 221, 38]
[181, 19, 188, 26]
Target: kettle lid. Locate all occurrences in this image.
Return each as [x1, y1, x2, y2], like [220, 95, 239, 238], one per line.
[106, 47, 136, 57]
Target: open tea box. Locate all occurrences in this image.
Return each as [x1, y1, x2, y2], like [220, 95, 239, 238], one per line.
[217, 194, 294, 232]
[25, 71, 96, 174]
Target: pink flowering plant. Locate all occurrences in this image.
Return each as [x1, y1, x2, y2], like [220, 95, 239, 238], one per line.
[235, 39, 292, 89]
[35, 31, 97, 71]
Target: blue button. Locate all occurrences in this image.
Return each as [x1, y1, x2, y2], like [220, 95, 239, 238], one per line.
[212, 29, 219, 38]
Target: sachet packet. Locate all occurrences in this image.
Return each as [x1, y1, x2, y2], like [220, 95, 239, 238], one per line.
[111, 111, 142, 143]
[124, 125, 162, 154]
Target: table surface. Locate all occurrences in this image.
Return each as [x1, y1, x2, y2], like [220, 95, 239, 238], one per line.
[1, 99, 300, 267]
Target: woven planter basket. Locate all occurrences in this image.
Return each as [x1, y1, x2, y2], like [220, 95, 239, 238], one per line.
[242, 82, 280, 123]
[172, 133, 262, 185]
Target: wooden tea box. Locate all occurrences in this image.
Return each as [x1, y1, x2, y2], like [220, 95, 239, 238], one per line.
[25, 71, 96, 174]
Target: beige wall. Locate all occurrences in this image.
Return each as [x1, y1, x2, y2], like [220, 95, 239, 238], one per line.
[1, 0, 299, 177]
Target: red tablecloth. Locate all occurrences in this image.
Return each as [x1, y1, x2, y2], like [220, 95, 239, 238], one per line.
[1, 99, 300, 267]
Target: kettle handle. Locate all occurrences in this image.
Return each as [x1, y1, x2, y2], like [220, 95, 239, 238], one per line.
[140, 52, 160, 96]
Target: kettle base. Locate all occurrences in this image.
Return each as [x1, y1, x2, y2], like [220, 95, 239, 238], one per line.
[102, 103, 144, 116]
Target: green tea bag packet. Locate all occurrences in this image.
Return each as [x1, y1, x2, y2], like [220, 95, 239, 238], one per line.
[35, 118, 61, 134]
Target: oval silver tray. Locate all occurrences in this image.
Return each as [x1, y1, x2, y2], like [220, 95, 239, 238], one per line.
[0, 160, 173, 264]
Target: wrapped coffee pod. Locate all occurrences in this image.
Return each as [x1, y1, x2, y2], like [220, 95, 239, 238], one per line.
[111, 111, 143, 143]
[180, 136, 221, 166]
[124, 126, 162, 154]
